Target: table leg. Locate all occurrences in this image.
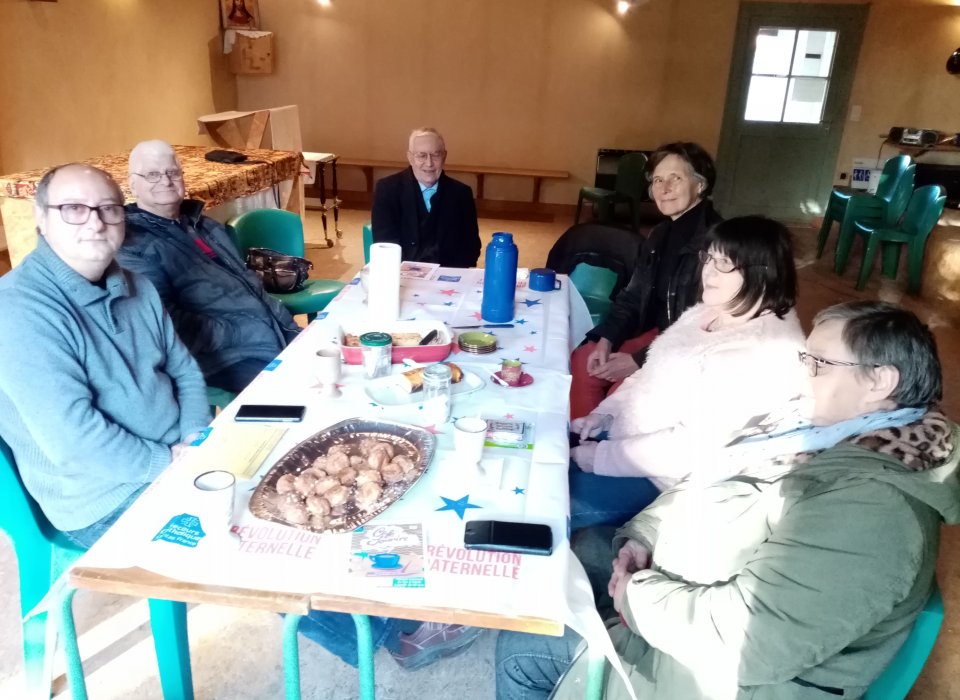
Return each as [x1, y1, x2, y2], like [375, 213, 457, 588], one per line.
[318, 163, 331, 247]
[148, 598, 194, 700]
[351, 614, 376, 700]
[59, 586, 89, 700]
[362, 166, 374, 194]
[532, 177, 542, 203]
[475, 173, 486, 200]
[282, 614, 303, 700]
[585, 647, 605, 700]
[332, 158, 342, 239]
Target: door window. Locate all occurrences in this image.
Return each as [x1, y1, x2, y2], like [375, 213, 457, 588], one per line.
[744, 28, 837, 124]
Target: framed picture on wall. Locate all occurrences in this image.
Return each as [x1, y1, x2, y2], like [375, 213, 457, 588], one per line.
[221, 0, 260, 30]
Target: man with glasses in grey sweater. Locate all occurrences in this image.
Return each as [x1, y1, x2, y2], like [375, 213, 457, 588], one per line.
[0, 164, 210, 548]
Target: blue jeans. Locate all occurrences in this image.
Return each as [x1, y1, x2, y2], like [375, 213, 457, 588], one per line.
[62, 483, 150, 549]
[297, 612, 421, 667]
[205, 358, 268, 393]
[496, 627, 582, 700]
[569, 464, 659, 530]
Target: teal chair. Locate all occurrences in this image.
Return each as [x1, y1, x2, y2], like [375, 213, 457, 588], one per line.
[864, 584, 944, 700]
[817, 155, 913, 260]
[575, 153, 648, 231]
[362, 222, 373, 264]
[0, 436, 195, 700]
[229, 209, 345, 321]
[851, 185, 946, 292]
[569, 263, 619, 326]
[206, 385, 237, 414]
[0, 436, 85, 699]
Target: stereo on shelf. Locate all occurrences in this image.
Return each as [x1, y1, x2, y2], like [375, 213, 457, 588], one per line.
[888, 127, 941, 146]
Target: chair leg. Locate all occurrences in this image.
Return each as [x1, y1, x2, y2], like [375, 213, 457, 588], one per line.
[307, 312, 318, 323]
[586, 646, 606, 700]
[351, 614, 376, 700]
[834, 217, 858, 275]
[59, 586, 89, 700]
[22, 610, 52, 700]
[283, 614, 303, 700]
[574, 195, 584, 225]
[148, 599, 194, 700]
[816, 214, 834, 258]
[856, 234, 882, 291]
[880, 243, 902, 279]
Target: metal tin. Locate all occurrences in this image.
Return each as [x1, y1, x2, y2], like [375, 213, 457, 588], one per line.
[359, 332, 392, 378]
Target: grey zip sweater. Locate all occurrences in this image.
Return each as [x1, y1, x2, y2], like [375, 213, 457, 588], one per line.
[0, 238, 210, 531]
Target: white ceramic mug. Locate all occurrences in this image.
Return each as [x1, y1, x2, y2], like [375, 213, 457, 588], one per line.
[316, 347, 342, 397]
[193, 470, 236, 532]
[454, 416, 487, 467]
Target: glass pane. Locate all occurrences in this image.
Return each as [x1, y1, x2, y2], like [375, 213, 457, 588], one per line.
[791, 30, 836, 77]
[744, 76, 788, 121]
[752, 27, 796, 76]
[783, 77, 828, 123]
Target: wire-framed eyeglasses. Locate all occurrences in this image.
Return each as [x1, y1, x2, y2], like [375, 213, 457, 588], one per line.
[46, 203, 125, 225]
[132, 169, 183, 183]
[698, 250, 740, 274]
[798, 350, 880, 377]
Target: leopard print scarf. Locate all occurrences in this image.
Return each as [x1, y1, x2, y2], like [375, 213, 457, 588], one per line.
[848, 409, 953, 472]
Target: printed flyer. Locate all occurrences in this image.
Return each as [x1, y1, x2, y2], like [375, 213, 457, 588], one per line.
[349, 523, 426, 588]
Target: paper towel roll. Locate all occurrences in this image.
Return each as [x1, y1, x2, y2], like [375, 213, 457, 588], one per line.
[367, 243, 401, 323]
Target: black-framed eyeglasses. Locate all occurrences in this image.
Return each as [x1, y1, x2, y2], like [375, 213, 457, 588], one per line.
[132, 169, 183, 183]
[698, 250, 739, 274]
[798, 350, 880, 378]
[46, 203, 125, 225]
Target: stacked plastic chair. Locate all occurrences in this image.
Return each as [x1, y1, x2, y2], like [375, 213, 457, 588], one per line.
[816, 155, 915, 274]
[575, 152, 648, 231]
[849, 184, 946, 292]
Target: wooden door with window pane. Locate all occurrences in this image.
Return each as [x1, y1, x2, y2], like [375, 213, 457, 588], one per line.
[714, 3, 867, 221]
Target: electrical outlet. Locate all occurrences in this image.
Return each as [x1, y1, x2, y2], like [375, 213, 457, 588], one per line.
[840, 172, 848, 181]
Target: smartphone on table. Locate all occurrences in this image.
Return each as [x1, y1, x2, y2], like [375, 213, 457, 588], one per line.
[234, 404, 306, 423]
[463, 520, 553, 556]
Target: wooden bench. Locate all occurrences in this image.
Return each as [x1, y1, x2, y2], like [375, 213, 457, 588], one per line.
[336, 157, 568, 204]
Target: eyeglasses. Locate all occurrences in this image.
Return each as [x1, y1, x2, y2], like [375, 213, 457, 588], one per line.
[798, 351, 880, 378]
[46, 203, 125, 225]
[410, 151, 445, 164]
[650, 173, 686, 190]
[132, 169, 183, 183]
[698, 250, 739, 274]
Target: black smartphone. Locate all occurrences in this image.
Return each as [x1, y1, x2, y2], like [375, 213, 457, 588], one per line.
[234, 404, 306, 423]
[463, 520, 553, 556]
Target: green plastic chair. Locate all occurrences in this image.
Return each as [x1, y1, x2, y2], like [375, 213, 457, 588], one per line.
[817, 155, 913, 260]
[851, 185, 946, 292]
[362, 223, 373, 264]
[206, 385, 237, 414]
[0, 435, 196, 700]
[832, 168, 917, 276]
[575, 153, 648, 231]
[229, 209, 345, 321]
[569, 262, 619, 326]
[0, 436, 85, 699]
[864, 584, 944, 700]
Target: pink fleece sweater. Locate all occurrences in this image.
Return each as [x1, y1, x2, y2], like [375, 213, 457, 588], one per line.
[591, 303, 807, 489]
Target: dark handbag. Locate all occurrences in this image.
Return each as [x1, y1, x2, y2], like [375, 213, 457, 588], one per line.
[205, 149, 248, 163]
[245, 247, 313, 293]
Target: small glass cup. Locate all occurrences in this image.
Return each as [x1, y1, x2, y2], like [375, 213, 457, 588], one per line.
[422, 363, 452, 424]
[500, 359, 523, 387]
[454, 417, 488, 467]
[359, 331, 392, 379]
[316, 347, 342, 397]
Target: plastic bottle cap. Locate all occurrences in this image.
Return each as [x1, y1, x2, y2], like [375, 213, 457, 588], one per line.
[359, 332, 392, 347]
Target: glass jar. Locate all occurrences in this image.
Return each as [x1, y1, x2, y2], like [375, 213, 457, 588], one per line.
[359, 332, 392, 379]
[422, 363, 452, 424]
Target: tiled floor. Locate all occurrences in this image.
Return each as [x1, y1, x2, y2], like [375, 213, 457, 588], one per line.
[0, 206, 958, 698]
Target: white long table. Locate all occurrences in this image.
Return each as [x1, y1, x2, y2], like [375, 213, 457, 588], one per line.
[64, 269, 609, 699]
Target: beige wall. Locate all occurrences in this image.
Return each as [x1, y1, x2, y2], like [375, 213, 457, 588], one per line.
[0, 0, 233, 175]
[834, 1, 960, 179]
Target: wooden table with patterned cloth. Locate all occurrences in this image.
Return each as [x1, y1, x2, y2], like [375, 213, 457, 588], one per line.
[0, 145, 303, 267]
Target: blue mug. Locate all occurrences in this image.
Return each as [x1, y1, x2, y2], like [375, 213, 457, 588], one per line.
[371, 552, 401, 569]
[529, 268, 561, 292]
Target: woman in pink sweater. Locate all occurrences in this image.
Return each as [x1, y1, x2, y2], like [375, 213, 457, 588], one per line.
[569, 216, 806, 529]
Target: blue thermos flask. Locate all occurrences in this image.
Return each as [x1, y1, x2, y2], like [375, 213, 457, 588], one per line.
[481, 232, 518, 323]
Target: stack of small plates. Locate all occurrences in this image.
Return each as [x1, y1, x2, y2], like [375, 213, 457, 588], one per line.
[457, 331, 498, 354]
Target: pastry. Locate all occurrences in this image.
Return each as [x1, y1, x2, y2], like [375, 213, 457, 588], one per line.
[399, 362, 463, 393]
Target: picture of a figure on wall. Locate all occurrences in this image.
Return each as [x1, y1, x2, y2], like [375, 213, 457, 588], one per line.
[221, 0, 260, 30]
